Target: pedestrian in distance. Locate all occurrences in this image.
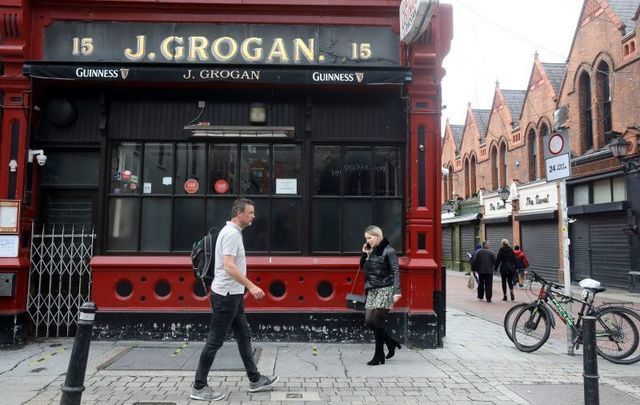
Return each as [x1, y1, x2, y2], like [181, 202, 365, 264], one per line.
[495, 239, 517, 301]
[469, 243, 482, 285]
[191, 198, 278, 401]
[471, 240, 496, 302]
[360, 225, 402, 366]
[513, 245, 529, 288]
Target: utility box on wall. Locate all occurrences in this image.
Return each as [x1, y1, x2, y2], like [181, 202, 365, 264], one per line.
[0, 273, 16, 297]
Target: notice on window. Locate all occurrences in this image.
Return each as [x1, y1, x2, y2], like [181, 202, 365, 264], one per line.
[162, 177, 173, 186]
[276, 178, 297, 194]
[143, 182, 152, 194]
[0, 235, 19, 257]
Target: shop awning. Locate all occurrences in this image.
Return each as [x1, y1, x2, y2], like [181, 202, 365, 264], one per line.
[482, 215, 511, 224]
[23, 62, 412, 85]
[441, 213, 480, 224]
[515, 209, 557, 222]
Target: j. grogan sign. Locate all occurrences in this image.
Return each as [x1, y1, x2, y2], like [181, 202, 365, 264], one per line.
[400, 0, 437, 44]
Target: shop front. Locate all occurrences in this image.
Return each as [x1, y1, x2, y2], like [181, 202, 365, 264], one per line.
[0, 1, 452, 347]
[481, 192, 513, 256]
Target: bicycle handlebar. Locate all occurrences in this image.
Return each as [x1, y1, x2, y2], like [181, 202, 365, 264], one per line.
[527, 270, 565, 290]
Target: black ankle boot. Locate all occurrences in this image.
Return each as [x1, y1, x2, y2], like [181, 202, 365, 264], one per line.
[510, 291, 515, 301]
[384, 333, 402, 359]
[367, 328, 386, 366]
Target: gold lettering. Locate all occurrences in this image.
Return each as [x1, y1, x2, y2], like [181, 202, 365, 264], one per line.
[241, 37, 262, 62]
[293, 38, 314, 63]
[124, 35, 146, 61]
[212, 37, 238, 62]
[161, 36, 185, 60]
[188, 36, 210, 61]
[266, 38, 289, 63]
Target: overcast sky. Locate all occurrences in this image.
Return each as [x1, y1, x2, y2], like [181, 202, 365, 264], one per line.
[441, 0, 584, 132]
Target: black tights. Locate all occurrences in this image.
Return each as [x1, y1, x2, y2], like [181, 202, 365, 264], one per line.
[365, 308, 389, 329]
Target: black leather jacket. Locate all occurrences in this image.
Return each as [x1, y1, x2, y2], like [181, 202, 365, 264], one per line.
[359, 239, 401, 294]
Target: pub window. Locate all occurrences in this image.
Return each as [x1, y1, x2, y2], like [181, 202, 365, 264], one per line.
[593, 179, 611, 204]
[312, 145, 402, 253]
[572, 184, 589, 206]
[612, 176, 626, 201]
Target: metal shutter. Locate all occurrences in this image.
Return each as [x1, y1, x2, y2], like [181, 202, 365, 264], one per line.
[570, 218, 591, 281]
[521, 221, 560, 282]
[441, 226, 453, 260]
[588, 213, 631, 289]
[460, 224, 477, 262]
[484, 224, 513, 256]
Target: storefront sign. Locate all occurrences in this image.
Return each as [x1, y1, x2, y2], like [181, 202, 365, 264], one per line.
[184, 179, 200, 194]
[24, 63, 411, 85]
[518, 183, 558, 213]
[400, 0, 436, 43]
[483, 195, 512, 217]
[43, 22, 400, 67]
[214, 179, 229, 194]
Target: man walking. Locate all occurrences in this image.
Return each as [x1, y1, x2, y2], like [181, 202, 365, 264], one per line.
[471, 240, 496, 303]
[191, 198, 278, 401]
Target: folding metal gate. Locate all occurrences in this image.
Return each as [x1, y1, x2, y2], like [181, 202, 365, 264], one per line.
[27, 224, 95, 337]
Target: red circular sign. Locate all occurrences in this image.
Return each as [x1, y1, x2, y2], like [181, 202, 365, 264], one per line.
[184, 179, 200, 194]
[549, 133, 564, 155]
[214, 179, 229, 194]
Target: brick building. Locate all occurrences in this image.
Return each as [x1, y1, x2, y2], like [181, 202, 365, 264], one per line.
[442, 0, 640, 290]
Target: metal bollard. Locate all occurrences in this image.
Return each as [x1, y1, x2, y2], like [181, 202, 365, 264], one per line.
[582, 316, 599, 405]
[60, 302, 97, 405]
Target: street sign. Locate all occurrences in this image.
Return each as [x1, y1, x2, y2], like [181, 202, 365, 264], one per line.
[543, 128, 569, 160]
[545, 153, 571, 181]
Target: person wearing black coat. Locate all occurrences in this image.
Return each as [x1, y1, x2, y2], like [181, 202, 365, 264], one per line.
[359, 225, 402, 366]
[495, 239, 517, 301]
[471, 240, 496, 302]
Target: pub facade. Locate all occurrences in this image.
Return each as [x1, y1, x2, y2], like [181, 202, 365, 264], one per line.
[0, 0, 451, 347]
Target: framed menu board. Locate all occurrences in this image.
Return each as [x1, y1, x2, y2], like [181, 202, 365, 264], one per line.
[0, 200, 20, 234]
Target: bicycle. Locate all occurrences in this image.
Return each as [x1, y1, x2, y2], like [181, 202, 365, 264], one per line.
[510, 271, 640, 364]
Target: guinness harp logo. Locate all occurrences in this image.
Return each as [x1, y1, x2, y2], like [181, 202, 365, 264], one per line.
[120, 69, 130, 79]
[355, 72, 364, 83]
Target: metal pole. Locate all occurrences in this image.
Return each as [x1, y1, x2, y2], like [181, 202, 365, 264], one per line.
[559, 178, 573, 355]
[582, 316, 599, 405]
[60, 302, 97, 405]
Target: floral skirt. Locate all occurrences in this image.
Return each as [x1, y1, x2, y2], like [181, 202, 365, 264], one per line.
[365, 286, 395, 309]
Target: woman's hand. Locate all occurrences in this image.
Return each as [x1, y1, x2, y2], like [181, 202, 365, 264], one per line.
[362, 243, 371, 253]
[392, 294, 401, 303]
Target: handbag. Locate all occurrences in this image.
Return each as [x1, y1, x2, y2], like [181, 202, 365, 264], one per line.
[467, 273, 475, 289]
[345, 264, 366, 311]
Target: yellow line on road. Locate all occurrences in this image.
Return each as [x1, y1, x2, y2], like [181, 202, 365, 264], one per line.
[30, 347, 67, 366]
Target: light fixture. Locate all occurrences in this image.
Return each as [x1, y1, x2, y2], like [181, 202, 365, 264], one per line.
[184, 125, 294, 138]
[608, 135, 640, 177]
[444, 200, 455, 213]
[249, 103, 267, 125]
[498, 186, 519, 210]
[27, 149, 47, 166]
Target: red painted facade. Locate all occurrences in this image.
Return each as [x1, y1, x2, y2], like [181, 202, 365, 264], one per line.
[0, 0, 451, 345]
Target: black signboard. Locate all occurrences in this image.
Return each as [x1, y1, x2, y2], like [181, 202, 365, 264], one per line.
[24, 62, 412, 85]
[43, 22, 400, 67]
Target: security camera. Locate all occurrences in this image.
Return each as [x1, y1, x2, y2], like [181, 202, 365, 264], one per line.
[36, 154, 47, 166]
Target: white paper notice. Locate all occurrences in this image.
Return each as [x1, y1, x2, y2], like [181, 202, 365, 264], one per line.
[143, 183, 152, 194]
[0, 205, 18, 229]
[162, 177, 173, 185]
[0, 235, 19, 258]
[276, 178, 297, 194]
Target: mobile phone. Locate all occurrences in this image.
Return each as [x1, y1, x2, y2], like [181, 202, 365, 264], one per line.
[365, 242, 371, 249]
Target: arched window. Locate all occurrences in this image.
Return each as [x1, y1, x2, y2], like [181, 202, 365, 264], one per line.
[470, 155, 477, 196]
[464, 158, 470, 198]
[448, 164, 454, 199]
[442, 169, 448, 202]
[539, 123, 549, 178]
[596, 61, 612, 135]
[491, 146, 498, 190]
[528, 128, 537, 181]
[579, 71, 593, 151]
[631, 41, 636, 53]
[500, 143, 507, 188]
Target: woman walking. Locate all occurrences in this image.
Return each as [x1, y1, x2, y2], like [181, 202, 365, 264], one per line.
[359, 225, 402, 365]
[495, 239, 517, 301]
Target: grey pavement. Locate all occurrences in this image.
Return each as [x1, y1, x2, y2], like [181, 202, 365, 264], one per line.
[2, 273, 640, 404]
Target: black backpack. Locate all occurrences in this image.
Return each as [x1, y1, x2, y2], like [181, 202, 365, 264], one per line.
[191, 227, 219, 291]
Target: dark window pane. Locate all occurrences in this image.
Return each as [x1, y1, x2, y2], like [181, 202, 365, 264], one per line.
[42, 152, 100, 186]
[314, 146, 341, 195]
[374, 147, 400, 196]
[107, 198, 139, 250]
[175, 143, 206, 195]
[273, 145, 301, 195]
[173, 199, 205, 251]
[141, 198, 171, 251]
[271, 199, 301, 252]
[209, 144, 237, 194]
[143, 143, 174, 195]
[206, 198, 234, 232]
[343, 200, 372, 252]
[373, 200, 402, 251]
[242, 198, 268, 252]
[312, 199, 341, 252]
[110, 143, 142, 194]
[240, 145, 270, 195]
[344, 147, 371, 196]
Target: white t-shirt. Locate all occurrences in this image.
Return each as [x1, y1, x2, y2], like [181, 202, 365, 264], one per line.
[211, 221, 247, 295]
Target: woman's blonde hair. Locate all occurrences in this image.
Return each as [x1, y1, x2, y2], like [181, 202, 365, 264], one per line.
[501, 238, 510, 247]
[365, 225, 384, 240]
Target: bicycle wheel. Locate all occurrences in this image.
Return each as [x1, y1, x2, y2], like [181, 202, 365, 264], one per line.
[594, 307, 640, 365]
[504, 303, 529, 342]
[511, 304, 551, 353]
